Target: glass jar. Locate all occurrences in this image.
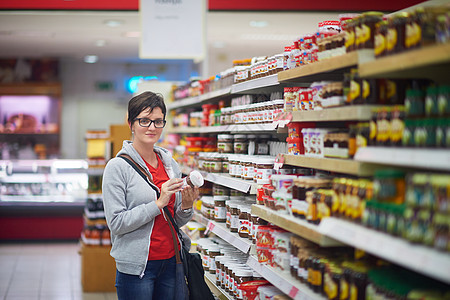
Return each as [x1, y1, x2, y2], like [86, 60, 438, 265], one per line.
[214, 196, 228, 223]
[374, 20, 388, 57]
[230, 202, 240, 233]
[208, 246, 221, 274]
[373, 169, 406, 204]
[360, 12, 384, 49]
[238, 205, 249, 238]
[256, 134, 271, 155]
[345, 17, 357, 52]
[234, 134, 249, 154]
[255, 157, 275, 182]
[218, 134, 234, 153]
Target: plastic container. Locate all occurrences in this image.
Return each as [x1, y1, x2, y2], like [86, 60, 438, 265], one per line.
[185, 137, 204, 152]
[183, 170, 204, 188]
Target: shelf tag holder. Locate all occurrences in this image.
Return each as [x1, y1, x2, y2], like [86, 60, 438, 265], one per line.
[276, 112, 292, 128]
[274, 153, 285, 170]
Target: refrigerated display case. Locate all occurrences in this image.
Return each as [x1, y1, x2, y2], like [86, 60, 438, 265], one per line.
[0, 159, 88, 240]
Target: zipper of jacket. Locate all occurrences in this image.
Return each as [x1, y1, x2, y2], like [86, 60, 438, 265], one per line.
[140, 175, 160, 279]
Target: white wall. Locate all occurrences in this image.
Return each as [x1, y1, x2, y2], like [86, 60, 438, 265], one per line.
[59, 60, 196, 158]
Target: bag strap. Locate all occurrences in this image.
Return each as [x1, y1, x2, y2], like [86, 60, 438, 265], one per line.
[118, 154, 183, 264]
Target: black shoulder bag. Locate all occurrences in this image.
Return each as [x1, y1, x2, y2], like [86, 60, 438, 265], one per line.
[119, 154, 215, 300]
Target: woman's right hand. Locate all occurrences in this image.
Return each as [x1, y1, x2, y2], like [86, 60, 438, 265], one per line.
[155, 178, 184, 209]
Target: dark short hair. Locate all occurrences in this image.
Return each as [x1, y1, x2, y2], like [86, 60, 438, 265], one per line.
[127, 91, 166, 124]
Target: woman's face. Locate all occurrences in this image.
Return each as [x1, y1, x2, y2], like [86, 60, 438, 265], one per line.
[131, 107, 165, 147]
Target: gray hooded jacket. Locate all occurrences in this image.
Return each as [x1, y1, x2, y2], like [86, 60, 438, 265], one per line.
[102, 140, 193, 277]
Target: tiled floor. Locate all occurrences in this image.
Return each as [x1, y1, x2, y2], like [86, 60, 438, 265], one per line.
[0, 242, 117, 300]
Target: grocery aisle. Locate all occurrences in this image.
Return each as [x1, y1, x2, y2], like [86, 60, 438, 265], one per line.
[0, 242, 117, 300]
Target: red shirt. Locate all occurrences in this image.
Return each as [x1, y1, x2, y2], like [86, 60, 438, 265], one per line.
[144, 155, 180, 260]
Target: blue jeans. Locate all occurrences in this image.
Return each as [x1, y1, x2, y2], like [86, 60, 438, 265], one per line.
[115, 256, 176, 300]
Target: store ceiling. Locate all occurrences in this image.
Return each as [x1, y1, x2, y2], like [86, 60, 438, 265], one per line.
[0, 10, 345, 65]
[0, 0, 434, 76]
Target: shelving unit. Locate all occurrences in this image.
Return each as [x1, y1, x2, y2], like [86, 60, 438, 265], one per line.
[192, 211, 210, 227]
[167, 86, 231, 111]
[182, 167, 257, 194]
[166, 25, 450, 299]
[284, 154, 383, 176]
[251, 205, 342, 247]
[206, 220, 253, 254]
[231, 74, 280, 94]
[246, 255, 325, 300]
[278, 50, 374, 84]
[204, 272, 234, 300]
[291, 105, 380, 122]
[171, 123, 279, 134]
[358, 43, 450, 83]
[354, 147, 450, 171]
[320, 218, 450, 284]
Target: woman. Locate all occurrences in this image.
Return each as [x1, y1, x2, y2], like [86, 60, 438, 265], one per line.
[102, 91, 198, 300]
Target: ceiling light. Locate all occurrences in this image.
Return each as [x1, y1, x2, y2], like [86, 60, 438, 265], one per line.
[95, 40, 106, 47]
[104, 20, 124, 27]
[84, 55, 98, 64]
[249, 21, 269, 28]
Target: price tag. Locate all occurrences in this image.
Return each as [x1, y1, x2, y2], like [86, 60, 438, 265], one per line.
[274, 154, 285, 170]
[205, 221, 215, 235]
[278, 112, 293, 128]
[288, 286, 299, 298]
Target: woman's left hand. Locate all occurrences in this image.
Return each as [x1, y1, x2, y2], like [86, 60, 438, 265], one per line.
[180, 186, 199, 210]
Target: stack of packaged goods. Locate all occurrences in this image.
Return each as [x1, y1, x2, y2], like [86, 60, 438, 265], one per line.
[82, 130, 111, 247]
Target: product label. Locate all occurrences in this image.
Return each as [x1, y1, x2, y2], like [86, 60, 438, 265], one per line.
[238, 219, 249, 234]
[214, 206, 226, 220]
[345, 30, 355, 49]
[230, 215, 240, 230]
[361, 24, 370, 44]
[374, 33, 385, 56]
[348, 80, 361, 103]
[386, 28, 397, 51]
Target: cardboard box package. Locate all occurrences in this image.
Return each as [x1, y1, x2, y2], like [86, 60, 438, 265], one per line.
[80, 243, 116, 292]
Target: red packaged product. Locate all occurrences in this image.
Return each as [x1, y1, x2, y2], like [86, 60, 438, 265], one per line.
[240, 280, 270, 300]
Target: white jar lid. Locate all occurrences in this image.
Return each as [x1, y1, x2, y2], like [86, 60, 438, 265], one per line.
[189, 170, 204, 187]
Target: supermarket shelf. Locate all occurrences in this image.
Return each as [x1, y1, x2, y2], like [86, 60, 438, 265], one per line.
[230, 123, 279, 133]
[198, 86, 232, 102]
[202, 171, 257, 194]
[182, 166, 257, 194]
[0, 195, 83, 202]
[204, 271, 234, 300]
[192, 211, 210, 227]
[291, 105, 380, 122]
[171, 125, 229, 134]
[206, 220, 253, 253]
[359, 43, 450, 83]
[251, 205, 342, 247]
[278, 50, 374, 83]
[167, 96, 200, 110]
[246, 255, 325, 300]
[87, 167, 104, 176]
[284, 154, 382, 176]
[171, 123, 278, 134]
[167, 87, 232, 111]
[231, 74, 280, 94]
[319, 217, 450, 284]
[354, 147, 450, 171]
[0, 173, 88, 183]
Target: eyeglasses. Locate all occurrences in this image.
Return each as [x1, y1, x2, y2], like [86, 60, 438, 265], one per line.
[135, 118, 166, 128]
